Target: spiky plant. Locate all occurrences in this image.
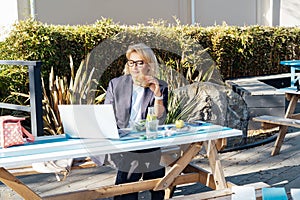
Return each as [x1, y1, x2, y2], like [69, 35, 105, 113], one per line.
[156, 41, 219, 123]
[42, 53, 102, 135]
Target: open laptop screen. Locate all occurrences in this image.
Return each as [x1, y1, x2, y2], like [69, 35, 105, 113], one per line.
[58, 104, 119, 139]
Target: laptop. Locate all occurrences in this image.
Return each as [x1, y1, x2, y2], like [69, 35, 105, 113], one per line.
[58, 104, 121, 139]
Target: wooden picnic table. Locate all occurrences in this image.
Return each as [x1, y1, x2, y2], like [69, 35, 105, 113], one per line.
[0, 122, 242, 200]
[254, 87, 300, 156]
[253, 60, 300, 156]
[279, 60, 300, 89]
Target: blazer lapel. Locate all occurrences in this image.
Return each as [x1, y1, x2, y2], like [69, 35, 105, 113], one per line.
[122, 76, 133, 124]
[141, 87, 153, 119]
[115, 75, 133, 128]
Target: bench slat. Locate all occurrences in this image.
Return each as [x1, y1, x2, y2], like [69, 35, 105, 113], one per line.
[170, 182, 270, 200]
[253, 115, 300, 128]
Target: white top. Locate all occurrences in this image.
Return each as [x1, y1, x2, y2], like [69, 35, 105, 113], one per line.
[129, 84, 144, 123]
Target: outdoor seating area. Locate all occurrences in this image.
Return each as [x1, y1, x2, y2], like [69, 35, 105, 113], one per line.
[1, 0, 300, 199]
[0, 59, 300, 199]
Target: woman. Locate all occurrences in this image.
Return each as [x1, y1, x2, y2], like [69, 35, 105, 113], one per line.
[105, 43, 168, 200]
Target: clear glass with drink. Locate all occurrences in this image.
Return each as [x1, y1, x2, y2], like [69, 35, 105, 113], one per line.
[146, 107, 158, 139]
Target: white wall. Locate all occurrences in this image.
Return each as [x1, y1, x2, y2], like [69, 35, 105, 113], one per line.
[34, 0, 260, 26]
[35, 0, 185, 25]
[0, 0, 18, 26]
[280, 0, 300, 27]
[195, 0, 257, 26]
[2, 0, 300, 32]
[0, 0, 18, 40]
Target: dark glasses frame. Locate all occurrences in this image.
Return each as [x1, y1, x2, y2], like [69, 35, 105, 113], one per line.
[127, 60, 145, 68]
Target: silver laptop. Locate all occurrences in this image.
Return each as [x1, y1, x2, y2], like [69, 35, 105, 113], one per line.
[58, 104, 120, 139]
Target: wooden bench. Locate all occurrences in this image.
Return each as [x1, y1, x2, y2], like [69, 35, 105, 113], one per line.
[253, 115, 300, 129]
[253, 115, 300, 155]
[169, 182, 270, 200]
[8, 157, 97, 177]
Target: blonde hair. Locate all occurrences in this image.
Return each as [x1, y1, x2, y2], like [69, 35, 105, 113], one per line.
[124, 43, 159, 76]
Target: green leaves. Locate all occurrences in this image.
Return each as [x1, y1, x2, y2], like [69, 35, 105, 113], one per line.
[1, 19, 300, 131]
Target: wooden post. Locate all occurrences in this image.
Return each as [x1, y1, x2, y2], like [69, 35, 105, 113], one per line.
[272, 94, 299, 155]
[204, 140, 227, 190]
[153, 142, 203, 191]
[0, 167, 42, 200]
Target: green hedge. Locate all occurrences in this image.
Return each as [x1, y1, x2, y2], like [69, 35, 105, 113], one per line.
[187, 25, 300, 78]
[1, 19, 300, 102]
[0, 18, 122, 79]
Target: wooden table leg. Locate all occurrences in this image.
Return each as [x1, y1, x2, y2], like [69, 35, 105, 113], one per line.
[0, 167, 42, 200]
[183, 163, 216, 189]
[272, 94, 299, 156]
[153, 142, 203, 191]
[215, 138, 227, 151]
[204, 140, 227, 190]
[165, 186, 175, 199]
[272, 125, 288, 156]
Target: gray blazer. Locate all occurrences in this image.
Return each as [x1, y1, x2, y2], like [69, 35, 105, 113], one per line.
[104, 74, 168, 129]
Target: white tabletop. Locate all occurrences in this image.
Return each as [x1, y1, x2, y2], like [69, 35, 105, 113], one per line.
[0, 122, 242, 168]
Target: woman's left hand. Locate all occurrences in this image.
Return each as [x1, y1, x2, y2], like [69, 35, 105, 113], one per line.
[144, 76, 161, 97]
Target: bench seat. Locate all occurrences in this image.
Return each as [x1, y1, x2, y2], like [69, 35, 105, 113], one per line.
[253, 115, 300, 129]
[170, 182, 270, 200]
[253, 115, 300, 155]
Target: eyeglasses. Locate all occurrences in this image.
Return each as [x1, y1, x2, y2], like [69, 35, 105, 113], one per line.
[127, 60, 145, 68]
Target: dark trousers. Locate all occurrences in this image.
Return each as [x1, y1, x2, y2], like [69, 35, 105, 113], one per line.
[114, 168, 165, 200]
[112, 148, 165, 200]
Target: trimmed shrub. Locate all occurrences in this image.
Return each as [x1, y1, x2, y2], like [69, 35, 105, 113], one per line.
[1, 19, 300, 103]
